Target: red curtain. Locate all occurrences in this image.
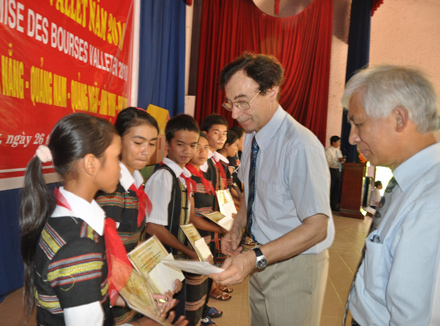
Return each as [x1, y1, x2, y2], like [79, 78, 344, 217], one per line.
[194, 0, 333, 144]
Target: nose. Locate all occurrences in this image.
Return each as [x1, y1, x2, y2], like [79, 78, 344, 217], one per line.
[231, 106, 241, 120]
[349, 125, 360, 145]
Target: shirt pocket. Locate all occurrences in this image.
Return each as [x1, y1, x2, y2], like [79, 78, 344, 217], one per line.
[363, 234, 389, 305]
[255, 178, 293, 220]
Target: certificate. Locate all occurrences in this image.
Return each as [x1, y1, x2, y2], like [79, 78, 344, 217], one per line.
[128, 236, 185, 294]
[180, 223, 213, 261]
[202, 211, 234, 231]
[119, 269, 172, 326]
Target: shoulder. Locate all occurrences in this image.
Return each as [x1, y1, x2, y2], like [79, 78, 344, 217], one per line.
[282, 115, 324, 152]
[41, 217, 102, 261]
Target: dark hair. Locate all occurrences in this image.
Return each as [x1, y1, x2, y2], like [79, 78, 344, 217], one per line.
[165, 114, 200, 142]
[230, 126, 244, 138]
[20, 113, 117, 316]
[199, 132, 209, 142]
[220, 52, 285, 100]
[200, 114, 228, 133]
[222, 130, 238, 149]
[330, 135, 341, 144]
[375, 180, 382, 187]
[115, 107, 159, 136]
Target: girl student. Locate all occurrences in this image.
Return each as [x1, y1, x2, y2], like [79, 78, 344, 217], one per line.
[20, 113, 181, 326]
[216, 130, 239, 189]
[20, 113, 121, 325]
[95, 107, 185, 326]
[185, 133, 229, 326]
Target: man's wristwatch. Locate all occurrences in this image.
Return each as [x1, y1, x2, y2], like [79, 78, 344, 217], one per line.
[252, 247, 268, 269]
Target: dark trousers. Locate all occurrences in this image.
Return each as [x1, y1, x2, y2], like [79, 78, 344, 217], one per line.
[329, 168, 342, 210]
[352, 320, 361, 326]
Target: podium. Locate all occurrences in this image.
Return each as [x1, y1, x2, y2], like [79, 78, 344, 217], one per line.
[339, 163, 366, 219]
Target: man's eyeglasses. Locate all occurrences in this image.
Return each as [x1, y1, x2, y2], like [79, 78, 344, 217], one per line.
[222, 90, 261, 112]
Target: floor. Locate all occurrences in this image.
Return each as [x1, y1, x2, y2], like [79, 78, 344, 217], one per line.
[0, 213, 370, 326]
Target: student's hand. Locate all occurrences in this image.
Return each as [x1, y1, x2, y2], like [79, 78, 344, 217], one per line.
[153, 293, 177, 317]
[210, 251, 255, 285]
[171, 279, 183, 294]
[221, 229, 243, 256]
[187, 249, 199, 260]
[166, 312, 189, 326]
[205, 254, 214, 265]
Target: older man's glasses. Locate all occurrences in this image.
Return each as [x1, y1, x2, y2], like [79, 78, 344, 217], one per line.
[222, 90, 261, 111]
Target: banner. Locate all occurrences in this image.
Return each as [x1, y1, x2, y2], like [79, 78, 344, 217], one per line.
[0, 0, 136, 181]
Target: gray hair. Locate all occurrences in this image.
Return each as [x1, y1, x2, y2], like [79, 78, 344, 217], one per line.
[341, 65, 439, 133]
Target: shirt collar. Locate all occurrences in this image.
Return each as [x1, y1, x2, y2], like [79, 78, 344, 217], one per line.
[212, 151, 223, 163]
[119, 161, 144, 191]
[393, 142, 440, 192]
[163, 157, 184, 176]
[55, 187, 105, 235]
[254, 105, 286, 150]
[216, 152, 229, 164]
[208, 150, 214, 159]
[182, 167, 192, 178]
[200, 161, 209, 172]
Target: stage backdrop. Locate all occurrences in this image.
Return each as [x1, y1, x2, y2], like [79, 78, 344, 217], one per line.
[0, 0, 136, 301]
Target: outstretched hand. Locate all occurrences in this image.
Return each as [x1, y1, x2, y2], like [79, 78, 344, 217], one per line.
[209, 250, 255, 286]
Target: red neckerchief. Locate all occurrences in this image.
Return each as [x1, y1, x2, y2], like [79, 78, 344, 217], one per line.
[180, 173, 196, 194]
[128, 184, 152, 227]
[185, 163, 215, 195]
[159, 162, 196, 194]
[211, 157, 227, 182]
[54, 188, 132, 307]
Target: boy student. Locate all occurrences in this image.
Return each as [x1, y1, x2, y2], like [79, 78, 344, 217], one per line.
[200, 115, 234, 300]
[144, 114, 200, 322]
[200, 114, 228, 192]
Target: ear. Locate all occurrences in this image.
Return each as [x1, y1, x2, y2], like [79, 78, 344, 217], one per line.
[83, 153, 99, 176]
[394, 106, 409, 133]
[268, 86, 279, 102]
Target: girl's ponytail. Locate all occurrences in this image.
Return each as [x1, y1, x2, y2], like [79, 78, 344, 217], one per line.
[20, 154, 55, 316]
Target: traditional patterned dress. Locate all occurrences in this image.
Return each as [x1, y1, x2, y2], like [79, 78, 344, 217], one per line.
[34, 187, 112, 326]
[95, 162, 150, 325]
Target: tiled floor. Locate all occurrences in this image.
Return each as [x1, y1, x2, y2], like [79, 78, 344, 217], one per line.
[0, 213, 370, 326]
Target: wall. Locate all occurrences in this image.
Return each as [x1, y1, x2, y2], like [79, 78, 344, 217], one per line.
[370, 0, 440, 141]
[326, 0, 440, 146]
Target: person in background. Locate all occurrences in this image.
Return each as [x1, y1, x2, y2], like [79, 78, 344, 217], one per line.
[96, 107, 185, 326]
[211, 53, 334, 326]
[186, 132, 227, 326]
[217, 129, 239, 190]
[229, 126, 245, 192]
[342, 65, 440, 325]
[325, 135, 346, 212]
[200, 114, 233, 300]
[200, 114, 228, 192]
[369, 180, 382, 209]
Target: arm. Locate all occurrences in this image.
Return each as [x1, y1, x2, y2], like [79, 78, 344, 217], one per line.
[189, 197, 225, 234]
[385, 200, 440, 325]
[145, 223, 198, 260]
[221, 192, 247, 256]
[211, 213, 328, 285]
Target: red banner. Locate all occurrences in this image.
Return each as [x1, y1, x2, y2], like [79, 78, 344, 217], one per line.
[0, 0, 135, 181]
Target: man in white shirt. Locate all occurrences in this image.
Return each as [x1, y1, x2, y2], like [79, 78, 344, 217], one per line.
[325, 135, 346, 211]
[369, 180, 382, 209]
[210, 53, 334, 326]
[343, 65, 440, 326]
